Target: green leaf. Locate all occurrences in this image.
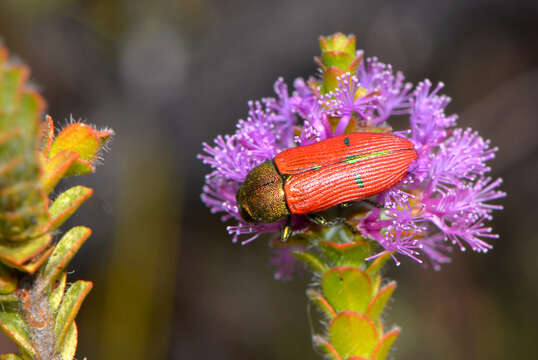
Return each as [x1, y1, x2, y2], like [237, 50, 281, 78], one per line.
[321, 67, 343, 94]
[0, 263, 17, 294]
[372, 274, 381, 294]
[0, 302, 37, 357]
[317, 241, 343, 264]
[366, 252, 392, 277]
[319, 241, 371, 267]
[312, 334, 342, 360]
[372, 328, 400, 360]
[0, 354, 24, 360]
[63, 159, 94, 178]
[56, 321, 77, 360]
[42, 227, 91, 286]
[49, 123, 114, 177]
[49, 272, 67, 314]
[328, 311, 379, 359]
[49, 123, 112, 161]
[54, 280, 92, 346]
[0, 46, 48, 243]
[0, 195, 49, 242]
[41, 150, 79, 194]
[320, 225, 356, 244]
[0, 64, 25, 114]
[321, 267, 372, 313]
[11, 246, 54, 274]
[322, 52, 355, 71]
[307, 289, 336, 318]
[0, 293, 18, 302]
[20, 353, 32, 360]
[48, 186, 93, 231]
[366, 282, 396, 323]
[0, 233, 52, 269]
[319, 33, 356, 57]
[292, 250, 327, 274]
[339, 242, 372, 266]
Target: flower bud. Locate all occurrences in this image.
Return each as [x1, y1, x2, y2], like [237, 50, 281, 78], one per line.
[318, 33, 362, 94]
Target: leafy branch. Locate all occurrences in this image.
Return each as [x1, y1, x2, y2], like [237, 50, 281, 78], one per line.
[292, 226, 399, 360]
[0, 45, 113, 359]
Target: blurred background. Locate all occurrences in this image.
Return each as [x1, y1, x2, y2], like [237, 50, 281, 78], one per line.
[1, 0, 537, 359]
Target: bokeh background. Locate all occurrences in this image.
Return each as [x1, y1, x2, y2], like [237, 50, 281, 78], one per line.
[1, 0, 537, 359]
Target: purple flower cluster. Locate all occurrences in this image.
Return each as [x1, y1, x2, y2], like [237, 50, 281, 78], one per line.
[199, 51, 504, 271]
[199, 79, 302, 244]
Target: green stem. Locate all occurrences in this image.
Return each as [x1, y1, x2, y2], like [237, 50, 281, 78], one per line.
[18, 273, 59, 360]
[293, 226, 399, 360]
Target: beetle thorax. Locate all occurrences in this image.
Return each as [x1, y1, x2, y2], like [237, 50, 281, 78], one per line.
[236, 160, 289, 223]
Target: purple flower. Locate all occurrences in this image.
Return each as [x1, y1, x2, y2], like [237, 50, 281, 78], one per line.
[409, 80, 457, 148]
[357, 55, 412, 124]
[367, 229, 423, 266]
[199, 79, 312, 243]
[368, 88, 505, 266]
[199, 47, 505, 272]
[321, 73, 378, 133]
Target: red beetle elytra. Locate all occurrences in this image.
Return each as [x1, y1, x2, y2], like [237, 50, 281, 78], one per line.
[236, 132, 417, 240]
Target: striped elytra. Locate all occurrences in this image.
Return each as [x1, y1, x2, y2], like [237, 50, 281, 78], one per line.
[236, 132, 417, 224]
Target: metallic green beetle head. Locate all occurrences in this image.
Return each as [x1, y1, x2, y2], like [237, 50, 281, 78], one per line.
[236, 160, 289, 223]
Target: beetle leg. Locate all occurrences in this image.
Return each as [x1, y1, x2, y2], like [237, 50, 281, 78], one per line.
[307, 213, 330, 226]
[308, 213, 358, 234]
[308, 213, 344, 227]
[281, 216, 292, 242]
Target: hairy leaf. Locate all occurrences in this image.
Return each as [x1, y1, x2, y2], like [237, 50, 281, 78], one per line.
[328, 311, 378, 359]
[42, 227, 91, 286]
[0, 354, 24, 360]
[292, 251, 327, 274]
[319, 241, 371, 267]
[49, 272, 67, 314]
[0, 263, 17, 294]
[0, 233, 52, 269]
[48, 187, 93, 231]
[322, 267, 372, 313]
[366, 252, 392, 277]
[41, 150, 79, 195]
[54, 280, 92, 345]
[56, 321, 77, 360]
[366, 282, 396, 323]
[0, 302, 36, 357]
[313, 334, 342, 360]
[372, 328, 400, 360]
[307, 289, 336, 318]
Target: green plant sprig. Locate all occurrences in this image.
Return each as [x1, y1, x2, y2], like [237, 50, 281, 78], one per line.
[292, 225, 399, 360]
[0, 45, 113, 359]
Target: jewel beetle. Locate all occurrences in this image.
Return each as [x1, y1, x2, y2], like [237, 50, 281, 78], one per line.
[236, 132, 417, 241]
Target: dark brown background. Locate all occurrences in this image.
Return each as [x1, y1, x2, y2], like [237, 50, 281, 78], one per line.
[1, 0, 537, 359]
